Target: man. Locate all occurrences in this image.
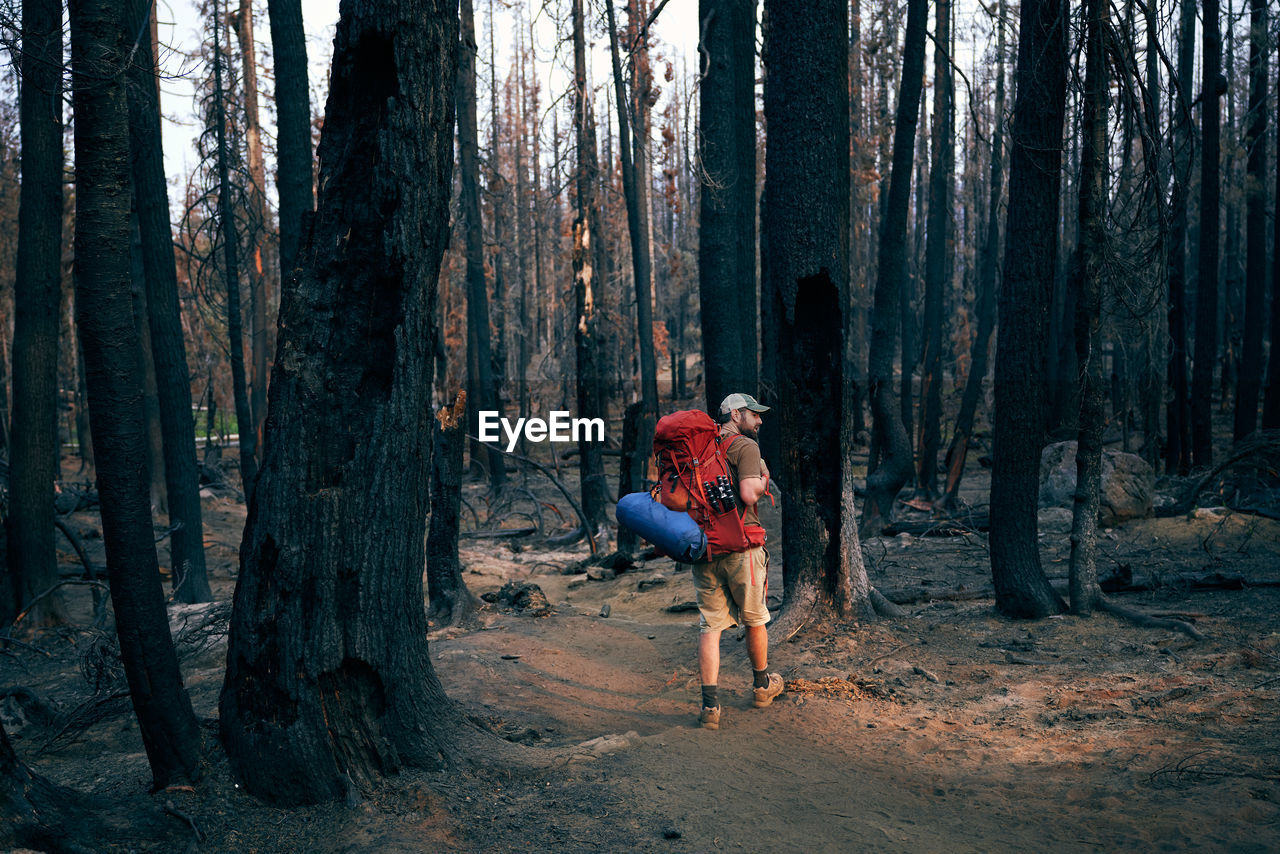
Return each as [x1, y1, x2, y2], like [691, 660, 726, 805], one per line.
[694, 392, 784, 730]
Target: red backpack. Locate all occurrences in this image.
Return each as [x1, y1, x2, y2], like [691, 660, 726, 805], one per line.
[650, 410, 764, 557]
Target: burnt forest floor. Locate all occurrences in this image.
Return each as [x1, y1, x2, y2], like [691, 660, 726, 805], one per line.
[3, 428, 1280, 853]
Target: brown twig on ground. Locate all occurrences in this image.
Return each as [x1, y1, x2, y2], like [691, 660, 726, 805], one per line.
[163, 799, 205, 843]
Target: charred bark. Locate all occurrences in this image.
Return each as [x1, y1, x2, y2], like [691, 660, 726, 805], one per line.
[988, 0, 1069, 618]
[266, 0, 315, 280]
[1068, 0, 1108, 616]
[1234, 0, 1267, 439]
[763, 0, 870, 625]
[426, 393, 477, 627]
[69, 0, 202, 787]
[1191, 0, 1222, 467]
[1165, 0, 1196, 473]
[125, 0, 212, 603]
[940, 0, 1006, 511]
[458, 0, 506, 491]
[698, 0, 758, 408]
[220, 0, 486, 805]
[861, 0, 926, 538]
[8, 0, 66, 625]
[917, 0, 953, 499]
[572, 0, 610, 546]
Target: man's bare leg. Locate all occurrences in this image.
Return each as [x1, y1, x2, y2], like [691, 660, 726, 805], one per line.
[698, 629, 722, 687]
[746, 625, 768, 671]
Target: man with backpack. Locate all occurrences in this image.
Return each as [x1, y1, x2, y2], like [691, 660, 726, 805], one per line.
[692, 392, 784, 730]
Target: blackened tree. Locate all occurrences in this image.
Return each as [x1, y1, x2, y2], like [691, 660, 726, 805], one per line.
[8, 0, 66, 625]
[69, 0, 202, 788]
[699, 0, 758, 408]
[571, 0, 610, 546]
[861, 0, 926, 537]
[266, 0, 315, 280]
[1234, 0, 1267, 439]
[763, 0, 874, 625]
[988, 0, 1069, 618]
[125, 0, 212, 602]
[1191, 0, 1223, 466]
[220, 0, 488, 804]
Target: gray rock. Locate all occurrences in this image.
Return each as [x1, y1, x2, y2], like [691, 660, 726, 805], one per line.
[1039, 441, 1154, 526]
[1037, 507, 1074, 534]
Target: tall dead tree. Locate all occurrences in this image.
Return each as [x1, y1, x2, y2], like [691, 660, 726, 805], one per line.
[233, 0, 271, 464]
[1068, 0, 1109, 615]
[988, 0, 1069, 618]
[69, 0, 203, 788]
[698, 0, 758, 408]
[1234, 0, 1267, 439]
[861, 0, 927, 537]
[572, 0, 610, 546]
[458, 0, 505, 490]
[1266, 58, 1280, 429]
[125, 0, 212, 602]
[941, 0, 1007, 510]
[220, 0, 491, 805]
[8, 0, 66, 625]
[763, 0, 875, 625]
[1165, 0, 1196, 473]
[917, 0, 954, 499]
[266, 0, 314, 280]
[605, 0, 659, 424]
[212, 0, 258, 495]
[1191, 0, 1223, 467]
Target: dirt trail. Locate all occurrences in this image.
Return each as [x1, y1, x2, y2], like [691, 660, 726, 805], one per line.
[10, 477, 1280, 851]
[430, 534, 1280, 853]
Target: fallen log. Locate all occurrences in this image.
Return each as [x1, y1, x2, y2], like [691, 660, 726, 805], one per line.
[881, 511, 990, 537]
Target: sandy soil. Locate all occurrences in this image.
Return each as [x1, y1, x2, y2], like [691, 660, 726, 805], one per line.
[4, 464, 1280, 853]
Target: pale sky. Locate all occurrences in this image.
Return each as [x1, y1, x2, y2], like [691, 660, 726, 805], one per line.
[154, 0, 702, 210]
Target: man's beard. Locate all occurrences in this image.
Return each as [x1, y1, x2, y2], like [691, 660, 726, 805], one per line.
[740, 424, 759, 441]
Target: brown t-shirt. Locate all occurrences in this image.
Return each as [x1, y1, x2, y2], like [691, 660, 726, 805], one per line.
[722, 431, 764, 527]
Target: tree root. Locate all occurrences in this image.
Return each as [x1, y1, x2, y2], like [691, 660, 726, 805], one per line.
[1097, 597, 1206, 640]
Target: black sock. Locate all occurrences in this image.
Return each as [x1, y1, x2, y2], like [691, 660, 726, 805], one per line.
[753, 669, 770, 689]
[701, 685, 718, 709]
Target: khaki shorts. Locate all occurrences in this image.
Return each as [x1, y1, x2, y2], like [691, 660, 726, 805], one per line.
[692, 546, 770, 633]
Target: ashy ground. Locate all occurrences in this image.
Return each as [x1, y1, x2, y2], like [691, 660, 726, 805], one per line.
[4, 465, 1279, 853]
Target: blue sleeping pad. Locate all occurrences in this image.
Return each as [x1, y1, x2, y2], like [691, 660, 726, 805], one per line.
[615, 492, 706, 562]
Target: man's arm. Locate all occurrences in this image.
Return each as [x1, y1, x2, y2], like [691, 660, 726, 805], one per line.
[738, 475, 766, 506]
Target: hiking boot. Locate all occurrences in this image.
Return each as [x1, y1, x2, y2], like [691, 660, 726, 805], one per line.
[753, 673, 784, 708]
[699, 706, 721, 730]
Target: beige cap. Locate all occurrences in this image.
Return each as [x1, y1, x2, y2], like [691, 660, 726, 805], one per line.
[719, 393, 770, 414]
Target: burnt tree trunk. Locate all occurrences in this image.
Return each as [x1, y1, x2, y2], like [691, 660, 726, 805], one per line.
[212, 0, 258, 495]
[988, 0, 1069, 618]
[1265, 56, 1280, 429]
[763, 0, 870, 624]
[698, 0, 758, 409]
[458, 0, 505, 491]
[1069, 0, 1108, 616]
[1166, 0, 1196, 472]
[69, 0, 202, 788]
[941, 0, 1006, 511]
[426, 393, 476, 626]
[917, 0, 953, 499]
[8, 0, 65, 625]
[221, 0, 486, 805]
[572, 0, 610, 547]
[125, 0, 212, 602]
[1234, 0, 1267, 439]
[861, 0, 926, 538]
[233, 0, 272, 465]
[605, 0, 659, 431]
[1191, 0, 1222, 467]
[266, 0, 315, 280]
